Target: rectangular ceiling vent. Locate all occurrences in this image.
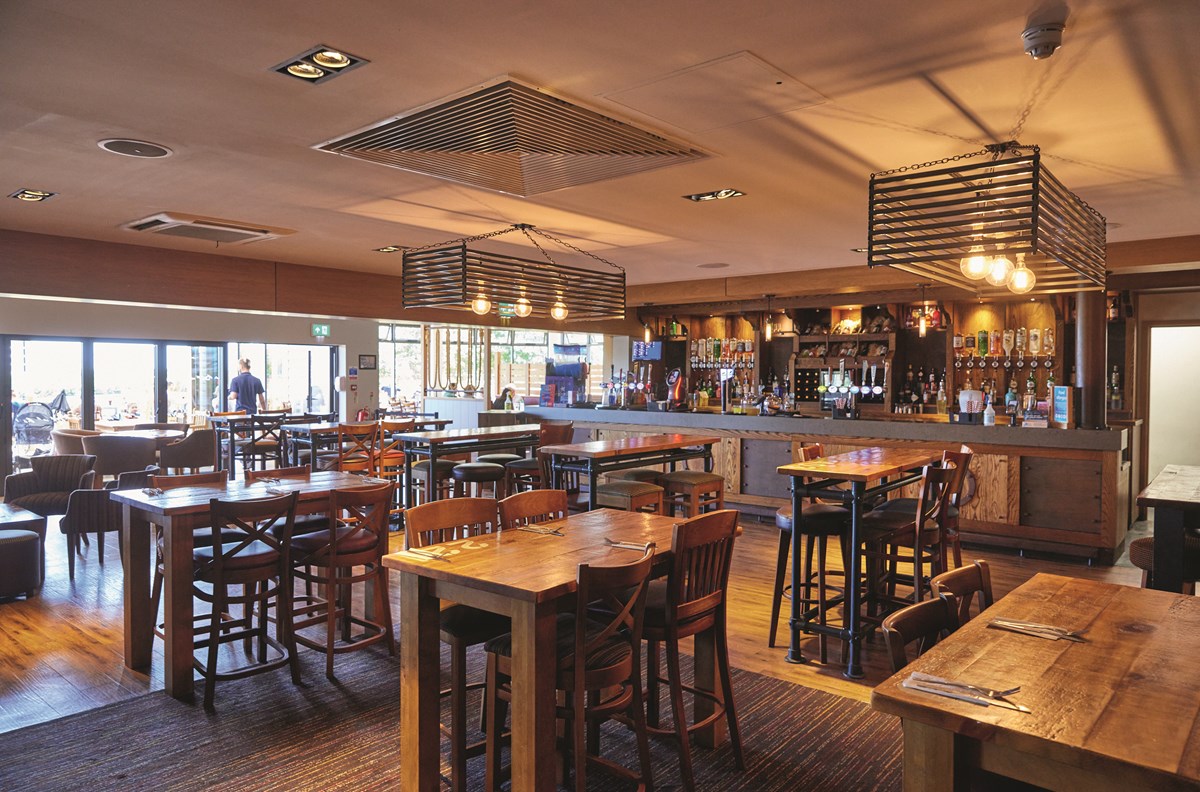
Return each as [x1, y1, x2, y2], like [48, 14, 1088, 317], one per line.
[315, 78, 709, 196]
[120, 212, 294, 245]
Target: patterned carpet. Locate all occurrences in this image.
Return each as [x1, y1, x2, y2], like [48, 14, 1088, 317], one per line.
[1, 647, 901, 791]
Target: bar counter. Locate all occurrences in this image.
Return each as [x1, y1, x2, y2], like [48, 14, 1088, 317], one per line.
[510, 406, 1135, 564]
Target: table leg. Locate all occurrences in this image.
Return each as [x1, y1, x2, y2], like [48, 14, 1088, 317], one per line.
[510, 599, 558, 791]
[399, 572, 441, 792]
[692, 622, 725, 748]
[588, 465, 598, 511]
[786, 476, 806, 664]
[902, 719, 962, 792]
[704, 444, 714, 473]
[162, 516, 196, 699]
[121, 505, 153, 670]
[843, 480, 865, 679]
[226, 428, 237, 480]
[1151, 506, 1185, 593]
[402, 446, 414, 509]
[427, 447, 438, 503]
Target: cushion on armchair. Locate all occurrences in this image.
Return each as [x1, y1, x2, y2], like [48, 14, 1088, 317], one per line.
[3, 454, 97, 517]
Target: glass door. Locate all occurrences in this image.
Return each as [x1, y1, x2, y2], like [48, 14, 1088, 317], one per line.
[7, 338, 85, 472]
[166, 344, 223, 428]
[228, 342, 336, 415]
[93, 342, 156, 429]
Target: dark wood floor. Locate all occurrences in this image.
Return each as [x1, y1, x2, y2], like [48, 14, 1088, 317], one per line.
[0, 510, 1145, 734]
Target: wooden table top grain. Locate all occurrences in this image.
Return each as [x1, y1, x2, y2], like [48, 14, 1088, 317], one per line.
[540, 433, 721, 460]
[396, 424, 542, 444]
[1138, 464, 1200, 510]
[777, 446, 938, 482]
[383, 509, 678, 604]
[111, 469, 371, 516]
[872, 573, 1200, 789]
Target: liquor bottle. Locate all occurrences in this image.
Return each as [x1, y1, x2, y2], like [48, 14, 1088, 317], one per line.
[936, 378, 947, 414]
[1024, 369, 1037, 412]
[1110, 366, 1122, 410]
[1005, 377, 1019, 417]
[983, 395, 996, 426]
[1045, 369, 1056, 403]
[977, 330, 989, 355]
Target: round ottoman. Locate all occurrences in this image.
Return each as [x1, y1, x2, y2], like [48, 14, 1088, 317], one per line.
[0, 529, 43, 599]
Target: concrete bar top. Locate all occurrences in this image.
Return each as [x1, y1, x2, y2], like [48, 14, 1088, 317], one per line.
[523, 406, 1126, 452]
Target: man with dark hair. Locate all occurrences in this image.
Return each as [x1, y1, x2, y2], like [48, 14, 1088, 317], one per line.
[228, 358, 267, 415]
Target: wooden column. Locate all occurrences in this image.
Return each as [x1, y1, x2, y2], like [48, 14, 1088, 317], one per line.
[1076, 290, 1106, 429]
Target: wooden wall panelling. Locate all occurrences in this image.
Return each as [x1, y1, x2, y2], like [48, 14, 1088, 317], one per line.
[959, 453, 1009, 524]
[716, 437, 740, 495]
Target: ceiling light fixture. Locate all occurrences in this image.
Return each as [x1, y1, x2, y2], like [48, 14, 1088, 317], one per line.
[867, 142, 1106, 297]
[917, 284, 930, 338]
[683, 188, 745, 202]
[9, 189, 56, 202]
[402, 224, 623, 322]
[1007, 253, 1037, 294]
[763, 294, 774, 342]
[470, 288, 492, 316]
[273, 45, 368, 84]
[374, 245, 403, 253]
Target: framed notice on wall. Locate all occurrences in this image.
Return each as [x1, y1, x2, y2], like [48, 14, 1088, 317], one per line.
[1050, 385, 1074, 429]
[358, 354, 377, 370]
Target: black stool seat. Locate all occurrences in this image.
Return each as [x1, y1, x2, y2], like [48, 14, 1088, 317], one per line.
[412, 459, 459, 475]
[452, 462, 506, 483]
[775, 503, 849, 535]
[476, 453, 523, 465]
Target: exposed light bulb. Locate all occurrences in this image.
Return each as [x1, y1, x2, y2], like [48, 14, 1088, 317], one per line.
[470, 293, 492, 315]
[764, 318, 773, 342]
[985, 254, 1014, 287]
[959, 249, 990, 280]
[1007, 254, 1037, 294]
[644, 324, 652, 343]
[514, 297, 533, 318]
[550, 300, 568, 321]
[918, 311, 928, 338]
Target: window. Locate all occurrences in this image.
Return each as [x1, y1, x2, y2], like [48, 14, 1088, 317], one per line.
[490, 330, 606, 400]
[378, 324, 423, 408]
[227, 342, 336, 413]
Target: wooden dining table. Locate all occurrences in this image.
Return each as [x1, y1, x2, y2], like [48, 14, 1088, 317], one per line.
[1136, 463, 1200, 593]
[541, 433, 721, 510]
[382, 508, 727, 792]
[872, 573, 1200, 792]
[777, 446, 938, 678]
[111, 469, 368, 699]
[397, 423, 542, 506]
[120, 428, 186, 448]
[283, 417, 453, 468]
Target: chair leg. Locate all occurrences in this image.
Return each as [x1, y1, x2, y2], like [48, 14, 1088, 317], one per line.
[67, 533, 76, 581]
[484, 655, 504, 792]
[665, 637, 695, 791]
[717, 612, 746, 770]
[629, 649, 656, 791]
[324, 574, 337, 680]
[767, 529, 790, 648]
[572, 689, 587, 792]
[815, 533, 829, 664]
[451, 639, 468, 792]
[645, 638, 661, 727]
[204, 584, 225, 713]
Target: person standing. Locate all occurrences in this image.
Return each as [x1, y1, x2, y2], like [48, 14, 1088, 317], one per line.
[228, 358, 267, 415]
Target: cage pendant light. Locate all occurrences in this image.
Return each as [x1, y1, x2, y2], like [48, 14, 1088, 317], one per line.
[866, 143, 1106, 297]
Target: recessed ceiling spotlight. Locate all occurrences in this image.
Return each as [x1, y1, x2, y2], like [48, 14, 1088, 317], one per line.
[374, 245, 403, 253]
[683, 188, 745, 202]
[9, 189, 56, 202]
[697, 262, 730, 269]
[98, 139, 173, 158]
[850, 247, 868, 253]
[273, 45, 368, 84]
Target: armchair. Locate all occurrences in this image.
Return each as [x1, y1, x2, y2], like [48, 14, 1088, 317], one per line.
[159, 428, 218, 473]
[3, 454, 96, 517]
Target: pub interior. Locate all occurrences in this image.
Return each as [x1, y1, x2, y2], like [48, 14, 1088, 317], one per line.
[2, 1, 1200, 790]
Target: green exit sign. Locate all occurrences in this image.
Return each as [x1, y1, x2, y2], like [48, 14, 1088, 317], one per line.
[311, 323, 330, 338]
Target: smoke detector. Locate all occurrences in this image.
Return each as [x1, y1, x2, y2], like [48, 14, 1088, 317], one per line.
[1022, 23, 1065, 60]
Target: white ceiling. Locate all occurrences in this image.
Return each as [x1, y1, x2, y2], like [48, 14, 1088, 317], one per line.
[1, 0, 1197, 286]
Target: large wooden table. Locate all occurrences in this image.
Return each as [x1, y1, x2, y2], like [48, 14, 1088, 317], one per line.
[397, 424, 541, 506]
[282, 417, 453, 468]
[382, 509, 725, 792]
[541, 433, 721, 510]
[777, 446, 937, 678]
[111, 470, 367, 699]
[872, 574, 1200, 792]
[1137, 464, 1200, 592]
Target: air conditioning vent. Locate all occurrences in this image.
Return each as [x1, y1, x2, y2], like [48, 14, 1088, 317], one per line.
[120, 212, 294, 245]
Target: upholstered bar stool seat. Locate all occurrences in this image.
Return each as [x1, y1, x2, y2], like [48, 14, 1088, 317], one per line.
[0, 530, 42, 599]
[1128, 533, 1200, 592]
[769, 501, 850, 657]
[595, 480, 663, 513]
[452, 462, 506, 499]
[606, 468, 662, 484]
[659, 469, 725, 518]
[475, 453, 524, 466]
[411, 459, 461, 503]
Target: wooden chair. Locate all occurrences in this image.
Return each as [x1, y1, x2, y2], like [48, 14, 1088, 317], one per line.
[871, 445, 974, 568]
[148, 470, 231, 626]
[931, 560, 995, 624]
[504, 421, 574, 493]
[377, 418, 414, 518]
[238, 413, 288, 472]
[318, 422, 379, 475]
[194, 491, 301, 712]
[405, 497, 507, 792]
[245, 466, 328, 537]
[643, 509, 745, 790]
[861, 465, 956, 609]
[290, 483, 395, 679]
[768, 443, 850, 657]
[484, 546, 656, 792]
[497, 489, 569, 530]
[880, 593, 960, 673]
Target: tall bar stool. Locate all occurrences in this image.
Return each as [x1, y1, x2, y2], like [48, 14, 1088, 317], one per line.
[406, 498, 508, 792]
[642, 509, 745, 790]
[504, 420, 573, 494]
[868, 445, 974, 568]
[194, 491, 301, 712]
[768, 444, 850, 658]
[317, 422, 380, 475]
[452, 462, 507, 499]
[606, 468, 663, 484]
[595, 479, 664, 513]
[290, 483, 395, 680]
[376, 419, 414, 520]
[660, 469, 725, 517]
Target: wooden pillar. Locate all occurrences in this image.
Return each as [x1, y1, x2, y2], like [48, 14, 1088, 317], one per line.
[1076, 290, 1106, 429]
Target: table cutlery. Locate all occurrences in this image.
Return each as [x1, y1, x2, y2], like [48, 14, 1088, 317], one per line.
[902, 677, 1031, 712]
[908, 672, 1022, 701]
[603, 537, 652, 552]
[989, 618, 1087, 642]
[141, 487, 163, 496]
[404, 548, 450, 562]
[516, 525, 564, 536]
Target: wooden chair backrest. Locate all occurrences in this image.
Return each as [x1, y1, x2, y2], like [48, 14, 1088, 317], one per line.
[405, 497, 499, 549]
[315, 483, 392, 560]
[942, 448, 974, 508]
[151, 470, 227, 490]
[667, 509, 742, 626]
[570, 546, 655, 692]
[199, 492, 297, 584]
[931, 560, 994, 624]
[379, 419, 415, 458]
[880, 594, 960, 673]
[914, 465, 956, 533]
[335, 422, 380, 472]
[498, 489, 569, 530]
[245, 465, 310, 482]
[538, 421, 574, 447]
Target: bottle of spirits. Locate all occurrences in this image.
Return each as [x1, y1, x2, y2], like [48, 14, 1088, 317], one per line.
[936, 377, 947, 414]
[1110, 366, 1122, 410]
[983, 395, 996, 426]
[1024, 369, 1037, 412]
